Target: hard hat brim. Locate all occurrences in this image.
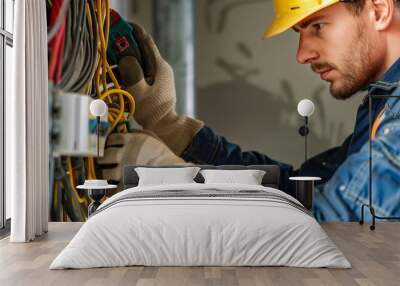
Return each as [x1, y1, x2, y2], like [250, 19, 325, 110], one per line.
[264, 1, 339, 38]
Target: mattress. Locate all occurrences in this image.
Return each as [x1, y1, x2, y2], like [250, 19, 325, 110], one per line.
[50, 183, 351, 269]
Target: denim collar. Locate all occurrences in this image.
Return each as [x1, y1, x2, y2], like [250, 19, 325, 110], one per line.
[380, 57, 400, 83]
[364, 58, 400, 94]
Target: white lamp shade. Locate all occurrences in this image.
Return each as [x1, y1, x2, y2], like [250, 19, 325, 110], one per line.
[297, 99, 315, 117]
[90, 99, 108, 117]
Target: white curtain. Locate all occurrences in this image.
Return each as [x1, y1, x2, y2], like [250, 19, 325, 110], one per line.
[8, 0, 49, 242]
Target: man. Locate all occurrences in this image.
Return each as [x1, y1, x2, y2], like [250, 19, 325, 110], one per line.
[99, 0, 400, 221]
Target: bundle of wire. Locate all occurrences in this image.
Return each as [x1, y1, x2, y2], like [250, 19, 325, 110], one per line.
[47, 0, 135, 221]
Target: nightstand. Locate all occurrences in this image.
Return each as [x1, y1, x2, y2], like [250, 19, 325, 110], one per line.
[289, 177, 321, 210]
[77, 180, 117, 216]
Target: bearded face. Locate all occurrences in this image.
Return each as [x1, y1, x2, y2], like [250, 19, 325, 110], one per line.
[294, 3, 386, 100]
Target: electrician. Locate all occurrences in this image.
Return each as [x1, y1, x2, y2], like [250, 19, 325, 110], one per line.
[99, 0, 400, 222]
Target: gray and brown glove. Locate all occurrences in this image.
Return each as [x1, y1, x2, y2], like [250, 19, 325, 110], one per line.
[118, 24, 204, 156]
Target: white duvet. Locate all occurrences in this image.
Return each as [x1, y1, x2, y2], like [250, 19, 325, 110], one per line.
[50, 183, 351, 269]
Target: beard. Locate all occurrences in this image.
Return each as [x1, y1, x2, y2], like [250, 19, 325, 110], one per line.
[312, 22, 382, 100]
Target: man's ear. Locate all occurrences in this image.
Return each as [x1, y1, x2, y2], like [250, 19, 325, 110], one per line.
[368, 0, 395, 31]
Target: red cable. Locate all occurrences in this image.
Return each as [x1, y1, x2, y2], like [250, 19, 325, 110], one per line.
[55, 19, 66, 84]
[49, 0, 62, 28]
[48, 19, 65, 81]
[48, 0, 65, 82]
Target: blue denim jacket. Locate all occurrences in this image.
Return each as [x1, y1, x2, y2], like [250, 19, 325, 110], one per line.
[183, 59, 400, 222]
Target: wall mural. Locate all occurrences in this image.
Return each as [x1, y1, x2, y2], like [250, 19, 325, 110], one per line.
[197, 0, 350, 167]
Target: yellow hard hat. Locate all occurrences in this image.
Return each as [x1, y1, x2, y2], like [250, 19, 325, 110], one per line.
[264, 0, 341, 38]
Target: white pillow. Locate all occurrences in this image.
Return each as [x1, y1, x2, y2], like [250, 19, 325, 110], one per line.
[135, 167, 201, 186]
[200, 169, 266, 185]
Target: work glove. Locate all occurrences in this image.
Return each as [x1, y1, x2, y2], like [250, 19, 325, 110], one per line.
[118, 24, 204, 156]
[97, 130, 189, 189]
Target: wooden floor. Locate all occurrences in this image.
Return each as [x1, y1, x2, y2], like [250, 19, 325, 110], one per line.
[0, 222, 399, 286]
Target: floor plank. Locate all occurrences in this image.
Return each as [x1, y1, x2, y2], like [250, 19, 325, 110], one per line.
[0, 222, 399, 286]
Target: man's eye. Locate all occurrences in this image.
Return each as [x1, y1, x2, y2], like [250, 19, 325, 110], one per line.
[312, 23, 324, 32]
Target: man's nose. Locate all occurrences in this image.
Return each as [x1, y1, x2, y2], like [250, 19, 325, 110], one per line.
[296, 35, 319, 64]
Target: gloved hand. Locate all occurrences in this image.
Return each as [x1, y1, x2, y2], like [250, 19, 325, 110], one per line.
[118, 23, 204, 156]
[97, 130, 189, 187]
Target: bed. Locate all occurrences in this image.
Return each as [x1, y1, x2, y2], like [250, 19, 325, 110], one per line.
[50, 165, 351, 269]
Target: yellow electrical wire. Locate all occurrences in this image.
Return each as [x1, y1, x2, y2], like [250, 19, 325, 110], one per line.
[95, 0, 136, 133]
[67, 157, 87, 204]
[97, 0, 109, 96]
[53, 180, 58, 218]
[81, 0, 136, 185]
[86, 158, 90, 179]
[87, 158, 92, 179]
[85, 2, 93, 36]
[85, 158, 93, 180]
[80, 0, 136, 190]
[95, 60, 103, 99]
[67, 157, 76, 186]
[100, 89, 135, 119]
[89, 157, 97, 178]
[108, 113, 115, 122]
[108, 108, 129, 133]
[104, 0, 110, 48]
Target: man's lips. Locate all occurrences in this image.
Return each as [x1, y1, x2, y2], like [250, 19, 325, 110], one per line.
[316, 68, 333, 80]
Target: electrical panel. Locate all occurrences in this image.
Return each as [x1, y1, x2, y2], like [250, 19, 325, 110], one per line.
[51, 91, 109, 157]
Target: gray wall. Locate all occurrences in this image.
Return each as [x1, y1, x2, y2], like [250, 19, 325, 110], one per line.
[112, 0, 362, 168]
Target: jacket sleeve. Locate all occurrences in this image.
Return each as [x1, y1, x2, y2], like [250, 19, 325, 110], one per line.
[181, 125, 294, 190]
[297, 134, 353, 184]
[313, 101, 400, 222]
